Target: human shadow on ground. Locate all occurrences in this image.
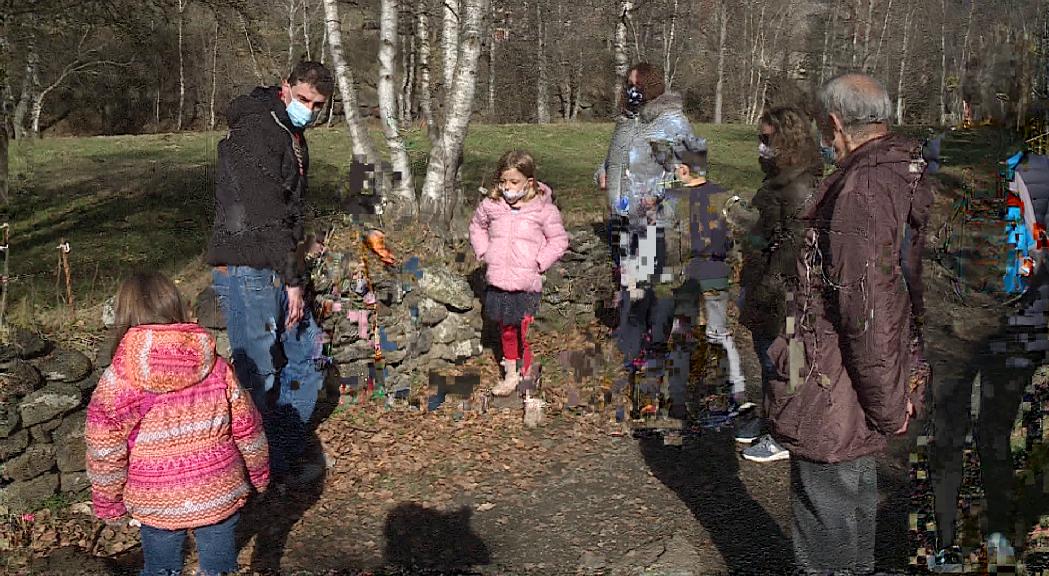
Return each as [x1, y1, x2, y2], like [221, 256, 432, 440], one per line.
[638, 431, 795, 575]
[382, 503, 491, 573]
[234, 359, 341, 573]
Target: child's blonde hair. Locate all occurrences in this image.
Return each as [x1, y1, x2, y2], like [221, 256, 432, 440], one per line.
[487, 150, 545, 202]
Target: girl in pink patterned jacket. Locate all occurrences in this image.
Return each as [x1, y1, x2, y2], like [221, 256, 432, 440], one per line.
[469, 150, 569, 396]
[86, 272, 268, 576]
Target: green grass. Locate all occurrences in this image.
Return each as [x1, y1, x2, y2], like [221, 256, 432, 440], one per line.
[4, 122, 1007, 318]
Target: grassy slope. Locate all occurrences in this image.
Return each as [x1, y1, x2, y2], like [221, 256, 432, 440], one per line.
[5, 123, 760, 314]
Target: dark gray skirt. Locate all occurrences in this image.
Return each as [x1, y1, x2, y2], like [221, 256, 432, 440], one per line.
[485, 287, 541, 325]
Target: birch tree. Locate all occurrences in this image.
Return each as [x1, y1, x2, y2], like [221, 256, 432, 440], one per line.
[535, 1, 550, 124]
[612, 0, 633, 110]
[287, 0, 297, 70]
[939, 0, 947, 125]
[378, 0, 417, 220]
[323, 0, 377, 160]
[209, 18, 219, 130]
[416, 7, 435, 140]
[896, 5, 914, 125]
[661, 0, 679, 88]
[441, 0, 460, 118]
[419, 0, 489, 225]
[176, 0, 186, 131]
[713, 0, 727, 124]
[819, 1, 837, 85]
[11, 36, 37, 139]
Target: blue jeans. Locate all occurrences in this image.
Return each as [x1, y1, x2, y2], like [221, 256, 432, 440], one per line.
[212, 266, 325, 476]
[140, 512, 240, 576]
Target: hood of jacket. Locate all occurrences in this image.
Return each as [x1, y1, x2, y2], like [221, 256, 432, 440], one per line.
[812, 134, 924, 209]
[227, 86, 298, 133]
[114, 324, 218, 394]
[640, 91, 684, 124]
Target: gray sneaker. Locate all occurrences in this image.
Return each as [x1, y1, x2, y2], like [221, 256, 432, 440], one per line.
[741, 434, 790, 462]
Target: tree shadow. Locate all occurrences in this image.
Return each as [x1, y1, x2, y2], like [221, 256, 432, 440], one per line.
[382, 503, 491, 573]
[638, 431, 795, 574]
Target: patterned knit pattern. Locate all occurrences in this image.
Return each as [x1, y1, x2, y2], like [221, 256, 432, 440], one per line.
[86, 323, 269, 530]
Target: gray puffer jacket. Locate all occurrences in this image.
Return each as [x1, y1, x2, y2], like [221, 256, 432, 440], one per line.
[595, 92, 694, 216]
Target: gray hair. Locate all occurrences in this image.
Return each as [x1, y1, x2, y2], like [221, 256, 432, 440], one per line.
[817, 74, 893, 131]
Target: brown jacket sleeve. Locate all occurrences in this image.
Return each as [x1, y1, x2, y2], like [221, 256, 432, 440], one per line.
[831, 170, 909, 435]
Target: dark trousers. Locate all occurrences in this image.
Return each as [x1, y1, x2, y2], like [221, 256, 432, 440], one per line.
[140, 512, 240, 576]
[791, 456, 877, 575]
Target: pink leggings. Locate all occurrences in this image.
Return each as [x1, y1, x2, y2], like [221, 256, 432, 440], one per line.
[500, 315, 534, 374]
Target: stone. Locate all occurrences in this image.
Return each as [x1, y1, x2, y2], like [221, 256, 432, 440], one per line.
[383, 348, 408, 365]
[432, 314, 465, 344]
[214, 330, 232, 359]
[101, 296, 116, 328]
[467, 312, 483, 332]
[0, 360, 43, 401]
[0, 328, 49, 363]
[418, 267, 474, 311]
[75, 371, 101, 393]
[0, 472, 59, 513]
[428, 343, 456, 362]
[0, 404, 19, 438]
[451, 339, 482, 360]
[0, 429, 28, 460]
[3, 444, 57, 481]
[417, 298, 449, 327]
[414, 330, 433, 356]
[333, 341, 375, 364]
[29, 421, 57, 443]
[20, 383, 81, 427]
[55, 411, 86, 473]
[194, 286, 226, 329]
[643, 532, 702, 575]
[578, 550, 607, 571]
[60, 471, 91, 493]
[34, 348, 93, 383]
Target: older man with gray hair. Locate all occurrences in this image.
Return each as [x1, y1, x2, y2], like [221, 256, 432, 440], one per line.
[762, 73, 933, 573]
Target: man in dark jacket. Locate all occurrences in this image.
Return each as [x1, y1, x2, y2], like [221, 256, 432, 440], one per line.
[206, 61, 333, 482]
[764, 74, 933, 573]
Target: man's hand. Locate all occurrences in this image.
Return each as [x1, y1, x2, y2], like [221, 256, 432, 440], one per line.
[286, 285, 305, 328]
[598, 173, 607, 190]
[894, 399, 914, 435]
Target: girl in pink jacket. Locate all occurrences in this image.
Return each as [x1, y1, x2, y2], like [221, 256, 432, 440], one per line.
[470, 150, 569, 396]
[86, 272, 268, 576]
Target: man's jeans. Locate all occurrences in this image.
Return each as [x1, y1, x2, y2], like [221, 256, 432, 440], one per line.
[140, 512, 240, 576]
[212, 267, 325, 476]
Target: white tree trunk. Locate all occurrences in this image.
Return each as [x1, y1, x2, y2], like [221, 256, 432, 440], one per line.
[487, 24, 496, 117]
[612, 0, 633, 110]
[177, 0, 186, 131]
[419, 0, 489, 224]
[400, 13, 415, 125]
[850, 0, 860, 68]
[210, 18, 219, 131]
[303, 0, 312, 60]
[571, 48, 583, 120]
[535, 1, 550, 124]
[417, 7, 436, 142]
[324, 0, 377, 159]
[662, 0, 679, 87]
[12, 38, 38, 140]
[287, 0, 297, 69]
[239, 13, 265, 84]
[441, 0, 460, 116]
[819, 2, 837, 85]
[956, 0, 975, 124]
[939, 0, 947, 125]
[896, 7, 913, 125]
[713, 0, 727, 124]
[861, 0, 874, 70]
[870, 0, 893, 74]
[379, 0, 417, 220]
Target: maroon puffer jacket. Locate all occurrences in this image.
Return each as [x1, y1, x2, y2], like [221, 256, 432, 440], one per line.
[765, 134, 934, 464]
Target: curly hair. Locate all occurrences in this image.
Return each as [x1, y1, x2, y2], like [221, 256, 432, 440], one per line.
[621, 62, 666, 112]
[759, 107, 822, 172]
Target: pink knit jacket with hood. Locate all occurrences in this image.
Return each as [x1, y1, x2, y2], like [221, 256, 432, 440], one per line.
[469, 182, 570, 293]
[86, 323, 269, 530]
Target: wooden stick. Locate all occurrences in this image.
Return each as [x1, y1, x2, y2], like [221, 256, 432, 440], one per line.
[0, 223, 9, 331]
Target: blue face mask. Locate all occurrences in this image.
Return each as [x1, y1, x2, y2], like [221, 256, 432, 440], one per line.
[286, 98, 316, 129]
[820, 144, 837, 165]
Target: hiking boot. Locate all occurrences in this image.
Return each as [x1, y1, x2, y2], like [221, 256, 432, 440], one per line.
[741, 434, 790, 462]
[493, 358, 520, 397]
[735, 415, 763, 444]
[926, 546, 964, 573]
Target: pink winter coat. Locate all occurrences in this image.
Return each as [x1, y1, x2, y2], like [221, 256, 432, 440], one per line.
[469, 182, 569, 293]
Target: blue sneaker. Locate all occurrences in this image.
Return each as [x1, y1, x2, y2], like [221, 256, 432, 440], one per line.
[741, 434, 790, 462]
